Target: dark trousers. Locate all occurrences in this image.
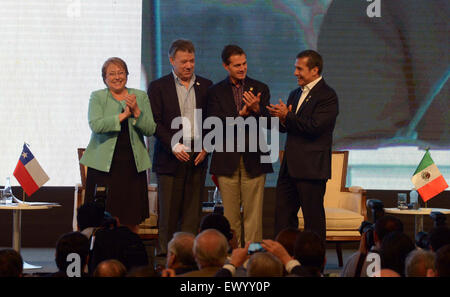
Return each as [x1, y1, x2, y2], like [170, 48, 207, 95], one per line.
[274, 161, 326, 241]
[156, 154, 206, 254]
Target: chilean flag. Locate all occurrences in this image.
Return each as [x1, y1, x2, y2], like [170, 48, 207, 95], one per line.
[13, 144, 49, 196]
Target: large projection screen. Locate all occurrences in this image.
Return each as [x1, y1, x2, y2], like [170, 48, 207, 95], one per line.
[0, 0, 142, 186]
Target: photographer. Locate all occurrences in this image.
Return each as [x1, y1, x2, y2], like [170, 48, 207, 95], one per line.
[341, 215, 403, 277]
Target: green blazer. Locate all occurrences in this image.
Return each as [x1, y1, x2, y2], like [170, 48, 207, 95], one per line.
[80, 88, 156, 173]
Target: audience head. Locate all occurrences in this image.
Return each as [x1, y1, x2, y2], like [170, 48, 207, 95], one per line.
[435, 244, 450, 277]
[0, 249, 23, 277]
[199, 213, 233, 242]
[247, 252, 284, 277]
[379, 269, 401, 277]
[380, 231, 415, 276]
[166, 232, 196, 269]
[294, 231, 326, 271]
[199, 213, 237, 250]
[429, 226, 450, 252]
[275, 228, 301, 256]
[55, 232, 89, 274]
[77, 202, 104, 231]
[126, 265, 157, 277]
[405, 249, 436, 277]
[93, 259, 127, 277]
[374, 215, 403, 248]
[193, 229, 228, 269]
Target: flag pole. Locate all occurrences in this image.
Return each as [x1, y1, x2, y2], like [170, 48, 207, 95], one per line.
[22, 190, 26, 203]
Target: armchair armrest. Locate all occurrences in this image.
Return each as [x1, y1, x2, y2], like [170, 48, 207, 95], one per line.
[338, 186, 367, 220]
[349, 186, 363, 193]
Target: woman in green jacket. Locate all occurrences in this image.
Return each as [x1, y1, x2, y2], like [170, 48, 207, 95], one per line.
[80, 57, 156, 233]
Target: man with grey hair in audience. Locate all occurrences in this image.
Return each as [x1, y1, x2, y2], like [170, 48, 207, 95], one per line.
[166, 232, 198, 275]
[405, 249, 436, 277]
[247, 252, 284, 277]
[178, 229, 228, 277]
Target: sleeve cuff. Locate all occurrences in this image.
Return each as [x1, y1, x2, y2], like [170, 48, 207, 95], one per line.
[222, 264, 236, 276]
[172, 142, 180, 152]
[285, 259, 301, 274]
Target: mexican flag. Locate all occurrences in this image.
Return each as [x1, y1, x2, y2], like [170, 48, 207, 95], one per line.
[411, 150, 448, 202]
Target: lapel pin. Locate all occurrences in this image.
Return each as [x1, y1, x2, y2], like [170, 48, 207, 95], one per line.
[196, 82, 200, 86]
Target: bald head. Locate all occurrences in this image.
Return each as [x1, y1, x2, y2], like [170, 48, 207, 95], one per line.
[193, 229, 228, 269]
[93, 259, 127, 277]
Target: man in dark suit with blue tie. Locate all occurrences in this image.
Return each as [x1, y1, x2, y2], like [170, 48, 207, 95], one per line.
[147, 40, 212, 255]
[267, 50, 339, 241]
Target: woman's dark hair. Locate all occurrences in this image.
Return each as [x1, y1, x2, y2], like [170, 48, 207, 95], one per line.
[0, 249, 23, 277]
[275, 227, 301, 256]
[380, 231, 415, 276]
[77, 202, 104, 231]
[199, 213, 233, 241]
[294, 231, 325, 270]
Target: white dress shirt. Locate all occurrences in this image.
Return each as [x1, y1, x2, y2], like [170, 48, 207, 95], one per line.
[295, 76, 322, 113]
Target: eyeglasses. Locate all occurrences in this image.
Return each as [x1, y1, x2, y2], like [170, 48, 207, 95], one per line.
[107, 71, 126, 77]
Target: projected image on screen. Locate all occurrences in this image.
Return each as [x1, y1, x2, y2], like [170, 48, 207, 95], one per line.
[317, 0, 449, 189]
[318, 0, 449, 149]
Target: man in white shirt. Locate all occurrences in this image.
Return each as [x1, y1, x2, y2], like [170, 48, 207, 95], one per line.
[147, 40, 212, 255]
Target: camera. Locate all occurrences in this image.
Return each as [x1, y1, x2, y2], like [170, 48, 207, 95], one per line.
[415, 231, 430, 249]
[430, 211, 446, 228]
[94, 184, 108, 212]
[415, 211, 447, 249]
[359, 221, 375, 249]
[248, 242, 266, 254]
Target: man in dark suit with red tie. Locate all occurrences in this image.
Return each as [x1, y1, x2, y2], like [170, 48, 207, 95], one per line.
[147, 39, 212, 255]
[267, 50, 338, 241]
